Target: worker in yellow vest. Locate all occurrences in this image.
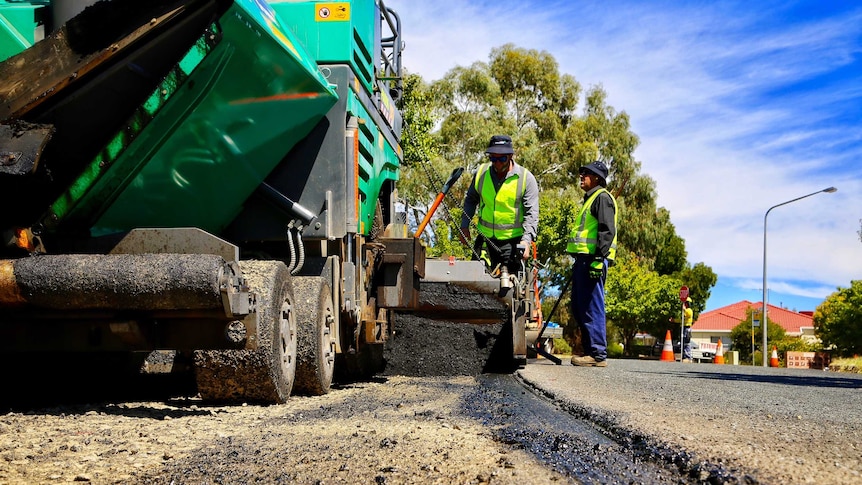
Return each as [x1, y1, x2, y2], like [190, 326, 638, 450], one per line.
[567, 161, 617, 367]
[459, 135, 539, 275]
[668, 296, 695, 362]
[682, 297, 694, 362]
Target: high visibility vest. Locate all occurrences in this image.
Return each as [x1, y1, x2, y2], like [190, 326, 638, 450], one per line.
[684, 307, 694, 327]
[474, 163, 527, 240]
[567, 187, 617, 260]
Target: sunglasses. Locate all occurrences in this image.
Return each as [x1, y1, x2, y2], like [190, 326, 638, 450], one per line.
[488, 155, 509, 163]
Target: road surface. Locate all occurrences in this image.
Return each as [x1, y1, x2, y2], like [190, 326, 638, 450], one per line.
[521, 357, 862, 484]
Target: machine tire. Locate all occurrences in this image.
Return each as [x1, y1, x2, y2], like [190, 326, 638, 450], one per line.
[292, 276, 336, 396]
[194, 260, 297, 403]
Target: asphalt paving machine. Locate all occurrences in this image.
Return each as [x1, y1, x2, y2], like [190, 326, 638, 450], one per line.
[0, 0, 546, 404]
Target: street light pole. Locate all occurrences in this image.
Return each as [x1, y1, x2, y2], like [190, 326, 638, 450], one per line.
[762, 187, 837, 366]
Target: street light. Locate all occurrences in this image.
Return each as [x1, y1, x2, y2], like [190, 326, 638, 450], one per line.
[761, 187, 837, 366]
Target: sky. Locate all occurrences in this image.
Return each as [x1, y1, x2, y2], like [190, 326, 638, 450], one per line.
[383, 0, 862, 313]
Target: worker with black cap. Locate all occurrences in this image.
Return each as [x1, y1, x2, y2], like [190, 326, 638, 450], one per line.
[567, 160, 617, 367]
[459, 135, 539, 275]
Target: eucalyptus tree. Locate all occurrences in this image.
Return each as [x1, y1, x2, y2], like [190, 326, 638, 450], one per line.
[396, 44, 717, 340]
[397, 72, 456, 251]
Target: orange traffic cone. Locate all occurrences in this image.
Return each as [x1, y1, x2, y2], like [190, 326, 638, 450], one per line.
[713, 340, 725, 364]
[770, 346, 780, 367]
[659, 330, 675, 362]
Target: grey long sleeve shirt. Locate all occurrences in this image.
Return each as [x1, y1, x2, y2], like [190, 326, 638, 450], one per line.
[460, 161, 539, 244]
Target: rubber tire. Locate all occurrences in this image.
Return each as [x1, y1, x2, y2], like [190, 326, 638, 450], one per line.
[292, 276, 336, 396]
[194, 260, 297, 403]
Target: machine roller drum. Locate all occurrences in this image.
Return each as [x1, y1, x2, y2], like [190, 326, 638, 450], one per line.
[292, 276, 336, 396]
[194, 260, 297, 403]
[0, 253, 230, 310]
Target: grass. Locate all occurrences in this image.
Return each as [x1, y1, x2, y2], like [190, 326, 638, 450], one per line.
[830, 356, 862, 373]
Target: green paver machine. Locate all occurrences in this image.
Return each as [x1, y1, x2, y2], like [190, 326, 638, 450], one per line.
[0, 0, 542, 403]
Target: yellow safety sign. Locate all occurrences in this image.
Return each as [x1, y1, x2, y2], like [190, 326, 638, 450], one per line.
[315, 3, 351, 22]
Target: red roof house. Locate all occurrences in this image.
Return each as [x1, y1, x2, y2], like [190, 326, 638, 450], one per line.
[691, 300, 817, 345]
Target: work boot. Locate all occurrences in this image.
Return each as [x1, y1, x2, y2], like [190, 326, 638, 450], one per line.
[570, 355, 607, 367]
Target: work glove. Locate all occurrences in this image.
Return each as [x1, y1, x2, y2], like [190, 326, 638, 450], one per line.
[589, 256, 604, 280]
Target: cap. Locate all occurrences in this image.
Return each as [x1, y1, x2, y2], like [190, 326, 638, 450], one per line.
[485, 135, 514, 155]
[579, 161, 609, 183]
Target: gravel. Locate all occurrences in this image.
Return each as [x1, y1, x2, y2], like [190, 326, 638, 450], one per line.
[2, 347, 860, 484]
[0, 376, 576, 484]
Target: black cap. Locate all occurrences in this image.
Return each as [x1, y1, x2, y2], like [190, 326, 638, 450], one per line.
[485, 135, 514, 155]
[579, 161, 609, 183]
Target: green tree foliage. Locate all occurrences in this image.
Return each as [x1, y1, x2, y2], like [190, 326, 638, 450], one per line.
[813, 280, 862, 357]
[398, 73, 470, 255]
[777, 337, 821, 354]
[653, 209, 686, 275]
[675, 262, 717, 317]
[730, 308, 786, 365]
[535, 187, 581, 290]
[605, 254, 681, 354]
[396, 44, 717, 343]
[400, 73, 437, 168]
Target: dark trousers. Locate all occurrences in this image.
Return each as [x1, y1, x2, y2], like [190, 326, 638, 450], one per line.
[683, 327, 692, 360]
[474, 236, 522, 273]
[571, 255, 607, 360]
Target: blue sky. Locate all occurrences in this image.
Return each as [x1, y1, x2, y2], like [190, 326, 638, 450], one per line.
[384, 0, 862, 312]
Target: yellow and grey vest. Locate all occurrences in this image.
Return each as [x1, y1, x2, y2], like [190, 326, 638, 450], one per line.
[475, 162, 527, 240]
[567, 187, 617, 260]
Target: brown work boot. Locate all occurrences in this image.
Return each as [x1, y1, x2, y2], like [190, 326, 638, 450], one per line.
[570, 355, 607, 367]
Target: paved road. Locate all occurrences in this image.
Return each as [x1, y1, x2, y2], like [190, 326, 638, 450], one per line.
[518, 358, 862, 484]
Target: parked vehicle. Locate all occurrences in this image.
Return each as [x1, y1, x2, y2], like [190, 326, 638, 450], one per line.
[652, 340, 716, 362]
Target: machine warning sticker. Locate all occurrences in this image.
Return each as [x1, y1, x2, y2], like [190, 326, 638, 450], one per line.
[316, 3, 350, 22]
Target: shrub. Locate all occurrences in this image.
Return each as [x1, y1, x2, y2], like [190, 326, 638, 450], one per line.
[552, 338, 572, 355]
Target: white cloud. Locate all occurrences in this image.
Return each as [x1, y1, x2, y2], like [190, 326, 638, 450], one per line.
[384, 0, 862, 307]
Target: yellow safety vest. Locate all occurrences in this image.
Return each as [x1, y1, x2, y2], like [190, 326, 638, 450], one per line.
[474, 163, 527, 240]
[566, 187, 617, 260]
[684, 307, 694, 327]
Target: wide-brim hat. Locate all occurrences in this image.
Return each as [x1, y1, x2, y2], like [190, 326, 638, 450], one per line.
[485, 135, 514, 155]
[579, 161, 609, 182]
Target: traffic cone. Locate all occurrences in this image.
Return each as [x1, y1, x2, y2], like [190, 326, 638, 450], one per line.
[713, 340, 725, 364]
[770, 346, 780, 367]
[659, 330, 675, 362]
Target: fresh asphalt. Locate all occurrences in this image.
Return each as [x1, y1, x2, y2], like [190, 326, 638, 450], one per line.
[517, 358, 862, 483]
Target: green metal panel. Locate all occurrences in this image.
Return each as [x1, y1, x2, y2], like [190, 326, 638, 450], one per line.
[0, 1, 46, 62]
[346, 89, 399, 234]
[47, 0, 338, 236]
[270, 0, 376, 94]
